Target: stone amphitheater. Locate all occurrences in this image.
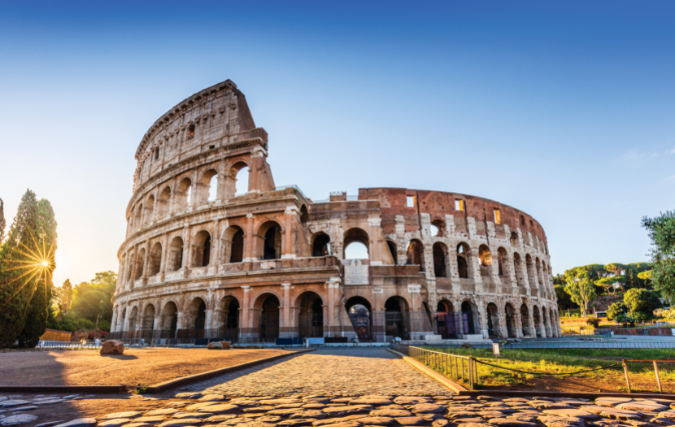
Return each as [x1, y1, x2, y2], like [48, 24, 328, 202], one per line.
[110, 79, 560, 344]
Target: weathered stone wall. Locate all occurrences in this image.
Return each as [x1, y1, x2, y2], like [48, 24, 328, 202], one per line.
[111, 79, 561, 342]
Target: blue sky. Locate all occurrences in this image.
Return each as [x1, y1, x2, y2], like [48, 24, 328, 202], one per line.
[1, 1, 674, 286]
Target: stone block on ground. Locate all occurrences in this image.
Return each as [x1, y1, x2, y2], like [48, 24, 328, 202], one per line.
[100, 340, 124, 355]
[207, 342, 223, 350]
[1, 415, 38, 426]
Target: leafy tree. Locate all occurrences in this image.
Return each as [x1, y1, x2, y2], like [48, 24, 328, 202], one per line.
[605, 263, 627, 277]
[596, 276, 625, 295]
[642, 211, 675, 304]
[54, 279, 73, 314]
[554, 284, 575, 310]
[70, 271, 116, 324]
[0, 198, 5, 242]
[564, 270, 597, 317]
[623, 288, 662, 320]
[607, 302, 627, 321]
[0, 191, 57, 348]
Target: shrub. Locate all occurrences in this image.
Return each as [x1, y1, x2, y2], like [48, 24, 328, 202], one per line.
[615, 314, 635, 327]
[607, 302, 627, 321]
[586, 317, 601, 328]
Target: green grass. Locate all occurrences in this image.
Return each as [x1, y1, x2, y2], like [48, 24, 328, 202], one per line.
[418, 346, 675, 388]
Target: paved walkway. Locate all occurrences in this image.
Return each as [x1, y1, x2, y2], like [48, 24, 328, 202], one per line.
[184, 348, 453, 397]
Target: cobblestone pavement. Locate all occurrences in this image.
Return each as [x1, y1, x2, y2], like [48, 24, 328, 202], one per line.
[4, 348, 675, 427]
[185, 348, 451, 397]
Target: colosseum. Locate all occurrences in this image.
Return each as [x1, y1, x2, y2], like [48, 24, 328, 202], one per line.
[110, 79, 561, 344]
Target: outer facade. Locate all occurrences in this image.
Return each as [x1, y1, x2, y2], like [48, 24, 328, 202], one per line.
[111, 80, 561, 343]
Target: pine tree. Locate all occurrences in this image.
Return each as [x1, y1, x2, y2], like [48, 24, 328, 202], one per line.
[0, 191, 57, 348]
[0, 198, 5, 242]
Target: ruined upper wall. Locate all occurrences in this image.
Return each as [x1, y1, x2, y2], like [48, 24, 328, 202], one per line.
[358, 187, 548, 251]
[132, 79, 266, 191]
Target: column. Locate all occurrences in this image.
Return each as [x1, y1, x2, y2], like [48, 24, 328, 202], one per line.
[243, 214, 255, 262]
[110, 309, 118, 334]
[514, 310, 523, 338]
[327, 278, 340, 337]
[281, 283, 291, 337]
[282, 207, 296, 259]
[240, 286, 251, 339]
[205, 309, 214, 338]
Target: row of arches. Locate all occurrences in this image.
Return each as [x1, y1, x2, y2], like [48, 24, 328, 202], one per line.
[128, 162, 250, 233]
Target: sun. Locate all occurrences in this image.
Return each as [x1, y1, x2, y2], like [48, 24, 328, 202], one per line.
[41, 260, 49, 268]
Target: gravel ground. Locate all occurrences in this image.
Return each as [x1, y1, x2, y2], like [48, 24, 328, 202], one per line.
[0, 348, 293, 387]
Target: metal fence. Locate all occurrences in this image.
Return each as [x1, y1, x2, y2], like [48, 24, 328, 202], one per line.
[37, 340, 102, 350]
[404, 345, 478, 389]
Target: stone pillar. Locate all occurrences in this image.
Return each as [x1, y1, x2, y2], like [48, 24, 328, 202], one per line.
[241, 286, 251, 339]
[514, 311, 523, 338]
[190, 169, 199, 207]
[281, 208, 296, 259]
[176, 312, 185, 331]
[280, 283, 292, 337]
[498, 307, 508, 338]
[110, 309, 118, 333]
[205, 309, 214, 338]
[327, 278, 340, 336]
[142, 241, 151, 279]
[153, 315, 162, 332]
[244, 214, 255, 262]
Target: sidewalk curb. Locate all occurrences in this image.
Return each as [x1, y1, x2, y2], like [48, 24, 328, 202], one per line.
[387, 348, 468, 394]
[146, 348, 316, 393]
[0, 385, 126, 393]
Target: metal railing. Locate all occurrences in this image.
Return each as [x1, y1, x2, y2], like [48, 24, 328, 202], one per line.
[36, 341, 102, 350]
[408, 345, 478, 389]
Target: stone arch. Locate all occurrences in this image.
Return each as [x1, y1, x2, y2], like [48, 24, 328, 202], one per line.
[386, 240, 397, 264]
[430, 219, 446, 237]
[460, 300, 479, 335]
[168, 236, 184, 271]
[520, 303, 531, 337]
[134, 248, 146, 281]
[486, 302, 501, 338]
[142, 303, 156, 331]
[134, 204, 143, 230]
[406, 239, 425, 272]
[505, 303, 516, 338]
[217, 295, 240, 341]
[253, 293, 280, 342]
[160, 301, 178, 336]
[344, 228, 369, 259]
[346, 296, 373, 341]
[198, 168, 218, 204]
[157, 186, 171, 217]
[296, 291, 324, 339]
[478, 245, 492, 277]
[436, 299, 457, 338]
[513, 252, 526, 290]
[385, 296, 410, 340]
[510, 231, 519, 247]
[193, 230, 212, 267]
[456, 242, 471, 279]
[119, 306, 127, 332]
[532, 305, 543, 337]
[225, 161, 250, 197]
[175, 177, 192, 210]
[125, 251, 135, 283]
[148, 242, 162, 276]
[312, 232, 331, 257]
[432, 242, 448, 278]
[222, 225, 245, 263]
[128, 305, 139, 331]
[300, 205, 309, 224]
[525, 254, 536, 292]
[144, 195, 155, 225]
[256, 221, 282, 260]
[497, 247, 510, 284]
[186, 297, 207, 332]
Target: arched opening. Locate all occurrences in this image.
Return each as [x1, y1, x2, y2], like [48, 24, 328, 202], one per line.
[230, 228, 244, 263]
[125, 253, 134, 283]
[145, 196, 155, 224]
[234, 165, 249, 196]
[346, 297, 372, 341]
[386, 240, 397, 264]
[542, 306, 550, 337]
[461, 301, 476, 335]
[436, 300, 457, 339]
[510, 231, 519, 246]
[176, 178, 192, 210]
[312, 233, 331, 257]
[297, 292, 323, 339]
[513, 252, 525, 289]
[257, 221, 282, 260]
[142, 304, 155, 331]
[432, 242, 447, 278]
[128, 306, 139, 332]
[431, 219, 446, 237]
[119, 308, 127, 332]
[158, 186, 171, 217]
[134, 248, 146, 281]
[487, 302, 500, 338]
[300, 205, 309, 224]
[498, 248, 510, 284]
[193, 231, 211, 267]
[520, 215, 526, 228]
[535, 258, 543, 285]
[134, 204, 143, 230]
[479, 245, 492, 277]
[200, 169, 218, 203]
[533, 305, 542, 337]
[550, 308, 556, 337]
[520, 304, 530, 337]
[219, 296, 240, 342]
[457, 243, 470, 278]
[406, 239, 425, 272]
[385, 296, 409, 340]
[168, 237, 184, 271]
[525, 255, 536, 292]
[148, 242, 162, 276]
[161, 302, 178, 338]
[344, 228, 369, 260]
[183, 298, 206, 339]
[258, 294, 280, 342]
[505, 303, 516, 338]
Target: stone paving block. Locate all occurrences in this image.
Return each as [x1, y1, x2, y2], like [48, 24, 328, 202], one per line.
[98, 419, 130, 427]
[370, 410, 412, 418]
[197, 404, 238, 414]
[1, 415, 39, 426]
[618, 404, 669, 413]
[488, 418, 538, 427]
[101, 413, 143, 420]
[543, 409, 599, 419]
[395, 416, 426, 426]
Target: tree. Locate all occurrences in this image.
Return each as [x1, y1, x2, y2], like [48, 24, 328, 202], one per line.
[0, 198, 5, 242]
[554, 284, 575, 310]
[623, 288, 662, 320]
[607, 302, 627, 321]
[596, 276, 625, 295]
[0, 191, 57, 348]
[564, 270, 597, 317]
[55, 279, 73, 314]
[642, 211, 675, 304]
[70, 271, 117, 324]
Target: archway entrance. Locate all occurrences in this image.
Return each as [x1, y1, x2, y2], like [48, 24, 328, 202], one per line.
[161, 302, 178, 339]
[219, 296, 240, 342]
[533, 306, 542, 337]
[259, 295, 280, 342]
[385, 296, 409, 340]
[436, 300, 457, 339]
[461, 301, 476, 335]
[520, 304, 530, 337]
[505, 303, 516, 338]
[487, 303, 500, 338]
[346, 297, 372, 341]
[297, 292, 323, 338]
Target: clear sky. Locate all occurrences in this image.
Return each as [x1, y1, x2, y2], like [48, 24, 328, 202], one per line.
[1, 1, 674, 287]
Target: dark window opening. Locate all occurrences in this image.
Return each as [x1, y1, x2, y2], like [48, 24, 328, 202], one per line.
[312, 233, 331, 257]
[230, 229, 244, 263]
[202, 235, 211, 266]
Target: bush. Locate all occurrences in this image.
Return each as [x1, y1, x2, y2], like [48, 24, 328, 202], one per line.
[586, 317, 601, 328]
[615, 314, 635, 327]
[624, 288, 662, 320]
[607, 302, 627, 321]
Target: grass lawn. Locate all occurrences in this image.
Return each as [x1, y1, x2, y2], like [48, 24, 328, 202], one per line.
[420, 346, 675, 392]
